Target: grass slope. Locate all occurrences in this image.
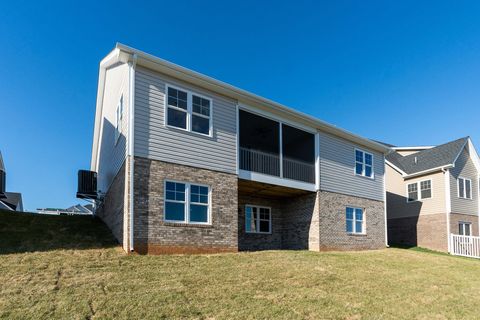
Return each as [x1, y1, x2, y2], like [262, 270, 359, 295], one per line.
[1, 210, 480, 319]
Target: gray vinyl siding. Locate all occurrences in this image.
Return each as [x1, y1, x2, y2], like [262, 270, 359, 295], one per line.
[319, 131, 385, 201]
[450, 147, 479, 215]
[134, 66, 237, 174]
[97, 63, 129, 193]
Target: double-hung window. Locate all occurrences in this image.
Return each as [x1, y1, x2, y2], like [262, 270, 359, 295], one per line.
[407, 179, 432, 202]
[164, 181, 210, 224]
[407, 183, 418, 202]
[355, 149, 373, 178]
[115, 96, 123, 143]
[420, 180, 432, 199]
[459, 222, 471, 236]
[166, 85, 212, 136]
[245, 205, 271, 234]
[458, 177, 472, 199]
[346, 207, 365, 234]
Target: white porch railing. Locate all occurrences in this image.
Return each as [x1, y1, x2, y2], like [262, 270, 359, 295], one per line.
[450, 234, 480, 259]
[239, 148, 315, 183]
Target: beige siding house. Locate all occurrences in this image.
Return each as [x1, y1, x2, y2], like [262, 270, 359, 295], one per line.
[385, 137, 480, 252]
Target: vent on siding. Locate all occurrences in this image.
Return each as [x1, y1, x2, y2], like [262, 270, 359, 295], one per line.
[0, 170, 5, 198]
[77, 170, 97, 199]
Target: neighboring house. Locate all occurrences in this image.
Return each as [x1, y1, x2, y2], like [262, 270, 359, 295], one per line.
[385, 137, 480, 252]
[0, 151, 23, 212]
[87, 43, 390, 254]
[37, 204, 93, 215]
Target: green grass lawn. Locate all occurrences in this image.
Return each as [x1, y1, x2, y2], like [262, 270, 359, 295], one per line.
[1, 210, 480, 319]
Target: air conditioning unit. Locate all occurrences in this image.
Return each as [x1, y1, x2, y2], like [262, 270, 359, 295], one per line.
[77, 170, 97, 200]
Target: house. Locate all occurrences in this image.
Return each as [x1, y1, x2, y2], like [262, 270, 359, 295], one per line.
[37, 204, 93, 215]
[0, 151, 23, 212]
[385, 137, 480, 252]
[87, 43, 390, 254]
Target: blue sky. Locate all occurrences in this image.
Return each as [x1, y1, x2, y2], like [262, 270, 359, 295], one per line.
[1, 1, 480, 210]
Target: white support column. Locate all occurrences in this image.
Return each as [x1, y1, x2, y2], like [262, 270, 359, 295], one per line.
[315, 132, 320, 190]
[279, 123, 283, 178]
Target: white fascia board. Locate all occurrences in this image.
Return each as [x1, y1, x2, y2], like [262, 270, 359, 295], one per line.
[238, 170, 316, 192]
[392, 146, 434, 151]
[90, 48, 132, 172]
[114, 43, 391, 155]
[450, 139, 470, 170]
[385, 160, 407, 176]
[467, 138, 480, 172]
[403, 165, 454, 179]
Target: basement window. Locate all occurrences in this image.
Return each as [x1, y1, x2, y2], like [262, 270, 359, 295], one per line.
[164, 181, 210, 224]
[166, 85, 212, 136]
[245, 205, 271, 234]
[346, 207, 365, 234]
[459, 222, 472, 236]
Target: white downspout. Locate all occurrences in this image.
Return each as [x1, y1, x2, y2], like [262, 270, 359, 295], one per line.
[128, 54, 137, 252]
[443, 168, 452, 253]
[383, 162, 389, 247]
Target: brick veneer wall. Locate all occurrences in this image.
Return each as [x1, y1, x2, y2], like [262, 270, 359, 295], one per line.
[238, 194, 284, 251]
[238, 190, 385, 251]
[95, 160, 129, 251]
[282, 193, 319, 250]
[450, 213, 479, 236]
[388, 213, 448, 252]
[317, 191, 386, 251]
[133, 157, 238, 254]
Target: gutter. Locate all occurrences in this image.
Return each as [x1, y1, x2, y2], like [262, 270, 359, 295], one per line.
[128, 53, 137, 252]
[114, 42, 390, 155]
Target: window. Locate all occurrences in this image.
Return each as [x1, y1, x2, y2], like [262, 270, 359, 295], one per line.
[166, 85, 212, 136]
[346, 207, 364, 234]
[407, 183, 418, 202]
[420, 180, 432, 199]
[407, 179, 432, 202]
[245, 205, 271, 234]
[164, 181, 210, 224]
[355, 149, 373, 178]
[458, 177, 472, 199]
[459, 222, 471, 236]
[115, 96, 123, 143]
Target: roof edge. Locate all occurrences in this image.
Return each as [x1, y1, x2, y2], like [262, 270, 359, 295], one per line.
[113, 43, 390, 154]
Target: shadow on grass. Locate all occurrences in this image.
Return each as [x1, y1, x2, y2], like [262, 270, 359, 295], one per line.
[0, 210, 117, 254]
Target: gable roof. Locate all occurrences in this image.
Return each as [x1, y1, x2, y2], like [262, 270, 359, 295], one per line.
[1, 192, 23, 211]
[386, 137, 469, 176]
[91, 44, 391, 171]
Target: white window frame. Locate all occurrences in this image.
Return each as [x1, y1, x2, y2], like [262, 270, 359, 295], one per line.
[245, 205, 272, 234]
[165, 84, 213, 137]
[406, 179, 432, 203]
[457, 177, 472, 200]
[346, 206, 366, 235]
[459, 221, 472, 236]
[354, 148, 374, 179]
[115, 95, 123, 144]
[163, 180, 211, 225]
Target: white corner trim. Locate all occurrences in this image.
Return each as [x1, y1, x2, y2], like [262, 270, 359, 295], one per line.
[315, 132, 320, 190]
[383, 165, 388, 247]
[128, 54, 137, 252]
[443, 169, 451, 253]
